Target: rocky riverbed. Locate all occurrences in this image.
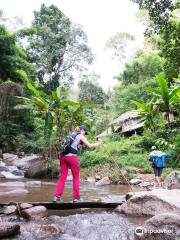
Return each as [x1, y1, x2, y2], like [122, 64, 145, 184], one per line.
[0, 153, 180, 239]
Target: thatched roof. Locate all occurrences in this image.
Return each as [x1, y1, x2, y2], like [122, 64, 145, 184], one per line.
[112, 111, 140, 125]
[97, 111, 143, 138]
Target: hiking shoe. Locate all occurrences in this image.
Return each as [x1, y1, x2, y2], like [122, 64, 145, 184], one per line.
[73, 198, 83, 203]
[52, 196, 63, 204]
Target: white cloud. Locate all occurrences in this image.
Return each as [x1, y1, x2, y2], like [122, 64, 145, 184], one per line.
[0, 0, 145, 90]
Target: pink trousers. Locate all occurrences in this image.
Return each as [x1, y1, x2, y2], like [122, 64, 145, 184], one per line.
[54, 155, 80, 199]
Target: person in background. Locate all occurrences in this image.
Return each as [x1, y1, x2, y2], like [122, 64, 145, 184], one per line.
[53, 125, 103, 203]
[148, 146, 172, 188]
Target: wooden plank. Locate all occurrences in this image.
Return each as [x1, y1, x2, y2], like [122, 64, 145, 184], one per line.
[0, 201, 124, 210]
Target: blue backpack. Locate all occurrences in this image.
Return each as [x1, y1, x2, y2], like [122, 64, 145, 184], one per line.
[153, 156, 166, 168]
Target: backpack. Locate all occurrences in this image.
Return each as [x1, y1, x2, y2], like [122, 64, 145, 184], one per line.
[153, 156, 166, 168]
[149, 155, 166, 168]
[56, 132, 80, 155]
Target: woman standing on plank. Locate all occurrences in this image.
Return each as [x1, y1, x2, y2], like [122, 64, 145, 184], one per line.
[53, 125, 103, 203]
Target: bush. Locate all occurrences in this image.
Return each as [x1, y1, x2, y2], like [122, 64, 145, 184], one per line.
[80, 135, 151, 172]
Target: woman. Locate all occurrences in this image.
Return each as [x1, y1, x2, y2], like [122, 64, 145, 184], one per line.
[149, 146, 172, 188]
[53, 125, 103, 203]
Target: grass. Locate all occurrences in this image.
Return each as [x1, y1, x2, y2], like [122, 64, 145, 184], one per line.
[79, 135, 179, 183]
[80, 135, 151, 172]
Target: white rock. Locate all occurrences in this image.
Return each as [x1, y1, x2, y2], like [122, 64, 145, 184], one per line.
[86, 177, 96, 183]
[4, 206, 17, 215]
[116, 189, 180, 216]
[95, 177, 111, 186]
[129, 178, 142, 185]
[22, 206, 47, 220]
[1, 171, 23, 179]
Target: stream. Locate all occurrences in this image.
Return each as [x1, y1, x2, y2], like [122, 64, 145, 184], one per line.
[0, 179, 148, 239]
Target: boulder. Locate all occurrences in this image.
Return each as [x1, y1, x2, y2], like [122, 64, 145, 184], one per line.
[163, 171, 180, 190]
[4, 205, 17, 215]
[22, 206, 47, 220]
[136, 213, 180, 240]
[20, 203, 33, 210]
[95, 174, 102, 180]
[3, 153, 18, 165]
[0, 161, 6, 167]
[0, 223, 20, 239]
[95, 176, 111, 186]
[130, 178, 142, 185]
[136, 173, 154, 181]
[0, 173, 5, 179]
[1, 171, 24, 179]
[0, 166, 8, 172]
[86, 177, 96, 184]
[14, 154, 47, 178]
[139, 181, 153, 188]
[116, 189, 180, 216]
[125, 192, 134, 201]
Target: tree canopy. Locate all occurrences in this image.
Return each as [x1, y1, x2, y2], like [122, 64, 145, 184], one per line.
[18, 4, 93, 92]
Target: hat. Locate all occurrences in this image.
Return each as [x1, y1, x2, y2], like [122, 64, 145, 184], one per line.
[151, 146, 157, 150]
[79, 125, 88, 134]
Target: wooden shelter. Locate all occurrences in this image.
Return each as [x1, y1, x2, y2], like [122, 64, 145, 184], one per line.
[97, 111, 143, 138]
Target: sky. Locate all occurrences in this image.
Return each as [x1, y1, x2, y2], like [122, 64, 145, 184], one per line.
[0, 0, 145, 90]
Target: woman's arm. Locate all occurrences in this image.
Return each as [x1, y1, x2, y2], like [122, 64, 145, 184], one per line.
[79, 135, 103, 149]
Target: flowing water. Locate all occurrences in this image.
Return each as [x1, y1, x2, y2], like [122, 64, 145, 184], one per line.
[0, 179, 148, 239]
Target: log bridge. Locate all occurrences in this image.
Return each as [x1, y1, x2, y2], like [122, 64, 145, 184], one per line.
[0, 201, 124, 210]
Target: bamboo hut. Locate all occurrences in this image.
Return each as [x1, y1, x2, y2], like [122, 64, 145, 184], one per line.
[97, 111, 144, 138]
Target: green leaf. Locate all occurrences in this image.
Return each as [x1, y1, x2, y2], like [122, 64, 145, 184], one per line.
[31, 96, 49, 109]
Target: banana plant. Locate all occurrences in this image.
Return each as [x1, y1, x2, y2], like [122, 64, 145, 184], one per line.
[131, 98, 160, 132]
[17, 81, 82, 143]
[150, 73, 180, 122]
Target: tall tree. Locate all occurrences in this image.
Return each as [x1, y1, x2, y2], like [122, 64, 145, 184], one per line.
[18, 4, 93, 92]
[105, 32, 135, 62]
[78, 72, 108, 105]
[0, 25, 35, 83]
[116, 51, 163, 85]
[131, 0, 177, 34]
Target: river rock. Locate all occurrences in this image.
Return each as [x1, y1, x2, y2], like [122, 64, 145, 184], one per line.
[3, 153, 19, 165]
[0, 172, 5, 178]
[0, 166, 8, 172]
[86, 177, 96, 183]
[136, 174, 154, 182]
[20, 203, 33, 209]
[125, 192, 134, 201]
[1, 171, 24, 179]
[139, 181, 153, 188]
[22, 206, 47, 220]
[130, 178, 142, 185]
[0, 223, 20, 238]
[95, 176, 111, 186]
[163, 171, 180, 190]
[0, 161, 6, 167]
[4, 206, 17, 215]
[137, 213, 180, 240]
[116, 189, 180, 216]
